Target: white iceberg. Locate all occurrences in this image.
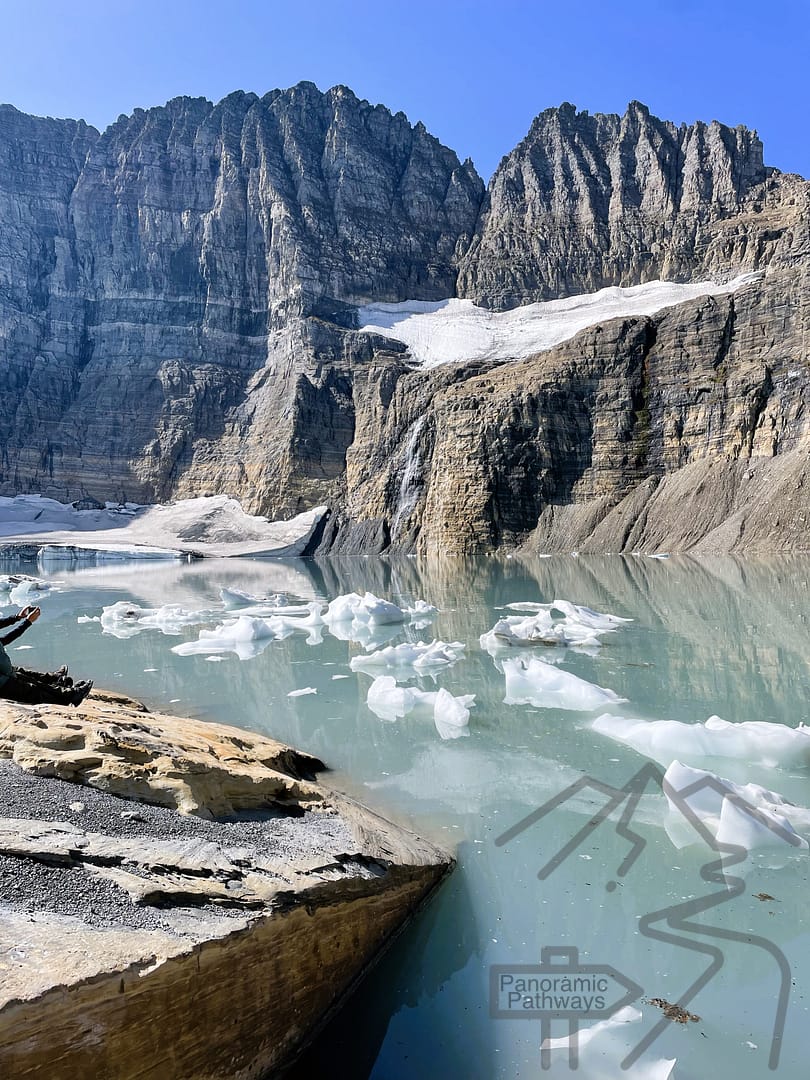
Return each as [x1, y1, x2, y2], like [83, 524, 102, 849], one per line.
[502, 656, 626, 711]
[366, 675, 473, 740]
[100, 600, 220, 639]
[171, 616, 278, 660]
[350, 639, 466, 675]
[662, 760, 810, 853]
[8, 577, 61, 606]
[592, 713, 810, 770]
[481, 598, 629, 655]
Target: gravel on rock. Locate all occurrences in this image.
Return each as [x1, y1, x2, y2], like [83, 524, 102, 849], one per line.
[0, 759, 356, 933]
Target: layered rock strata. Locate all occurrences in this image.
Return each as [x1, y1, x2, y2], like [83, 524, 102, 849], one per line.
[321, 267, 810, 554]
[1, 89, 808, 553]
[0, 85, 482, 512]
[457, 101, 809, 308]
[0, 691, 450, 1079]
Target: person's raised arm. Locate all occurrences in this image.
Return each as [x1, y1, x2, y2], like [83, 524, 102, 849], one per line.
[0, 606, 40, 647]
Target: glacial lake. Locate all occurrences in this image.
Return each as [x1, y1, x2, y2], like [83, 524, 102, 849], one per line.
[4, 551, 810, 1080]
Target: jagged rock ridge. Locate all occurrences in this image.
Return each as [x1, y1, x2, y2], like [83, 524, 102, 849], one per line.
[0, 84, 482, 510]
[0, 89, 808, 553]
[457, 101, 808, 308]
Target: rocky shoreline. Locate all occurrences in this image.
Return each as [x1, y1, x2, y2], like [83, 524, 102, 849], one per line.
[0, 690, 451, 1079]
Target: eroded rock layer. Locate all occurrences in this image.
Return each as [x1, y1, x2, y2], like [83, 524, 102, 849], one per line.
[0, 692, 450, 1079]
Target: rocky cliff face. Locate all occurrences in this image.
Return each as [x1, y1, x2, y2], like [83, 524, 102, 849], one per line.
[457, 101, 809, 309]
[0, 85, 482, 511]
[329, 265, 810, 554]
[0, 90, 808, 553]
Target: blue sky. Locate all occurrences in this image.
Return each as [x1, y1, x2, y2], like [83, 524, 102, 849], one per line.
[2, 0, 808, 181]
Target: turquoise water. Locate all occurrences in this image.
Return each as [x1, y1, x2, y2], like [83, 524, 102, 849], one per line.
[6, 553, 810, 1079]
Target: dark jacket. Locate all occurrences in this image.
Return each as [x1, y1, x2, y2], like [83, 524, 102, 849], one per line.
[0, 614, 31, 683]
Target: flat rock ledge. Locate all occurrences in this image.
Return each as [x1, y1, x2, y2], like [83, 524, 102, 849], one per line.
[0, 691, 451, 1079]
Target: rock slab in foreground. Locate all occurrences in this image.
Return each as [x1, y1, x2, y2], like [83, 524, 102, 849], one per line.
[0, 692, 451, 1079]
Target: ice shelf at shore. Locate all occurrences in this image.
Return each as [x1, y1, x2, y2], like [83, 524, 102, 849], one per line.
[0, 494, 326, 559]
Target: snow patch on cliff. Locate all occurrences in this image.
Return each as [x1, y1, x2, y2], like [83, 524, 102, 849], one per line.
[357, 273, 760, 368]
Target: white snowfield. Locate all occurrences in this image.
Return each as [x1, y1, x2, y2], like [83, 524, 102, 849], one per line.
[593, 713, 810, 769]
[662, 760, 810, 853]
[0, 494, 326, 559]
[357, 273, 760, 369]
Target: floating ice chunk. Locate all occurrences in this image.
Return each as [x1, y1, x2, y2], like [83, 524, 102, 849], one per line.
[351, 639, 465, 675]
[480, 615, 602, 654]
[592, 713, 810, 769]
[432, 687, 471, 740]
[404, 599, 438, 620]
[503, 657, 626, 711]
[77, 615, 101, 624]
[549, 599, 632, 630]
[543, 1005, 675, 1080]
[220, 587, 287, 609]
[331, 674, 350, 681]
[288, 687, 317, 698]
[365, 676, 473, 739]
[324, 591, 406, 625]
[322, 592, 365, 623]
[367, 675, 414, 721]
[482, 599, 628, 655]
[662, 760, 810, 852]
[100, 600, 220, 639]
[171, 616, 278, 659]
[263, 602, 325, 644]
[8, 578, 60, 605]
[324, 591, 435, 627]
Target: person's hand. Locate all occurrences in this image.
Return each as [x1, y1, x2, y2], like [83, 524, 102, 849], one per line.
[25, 607, 41, 624]
[18, 606, 33, 620]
